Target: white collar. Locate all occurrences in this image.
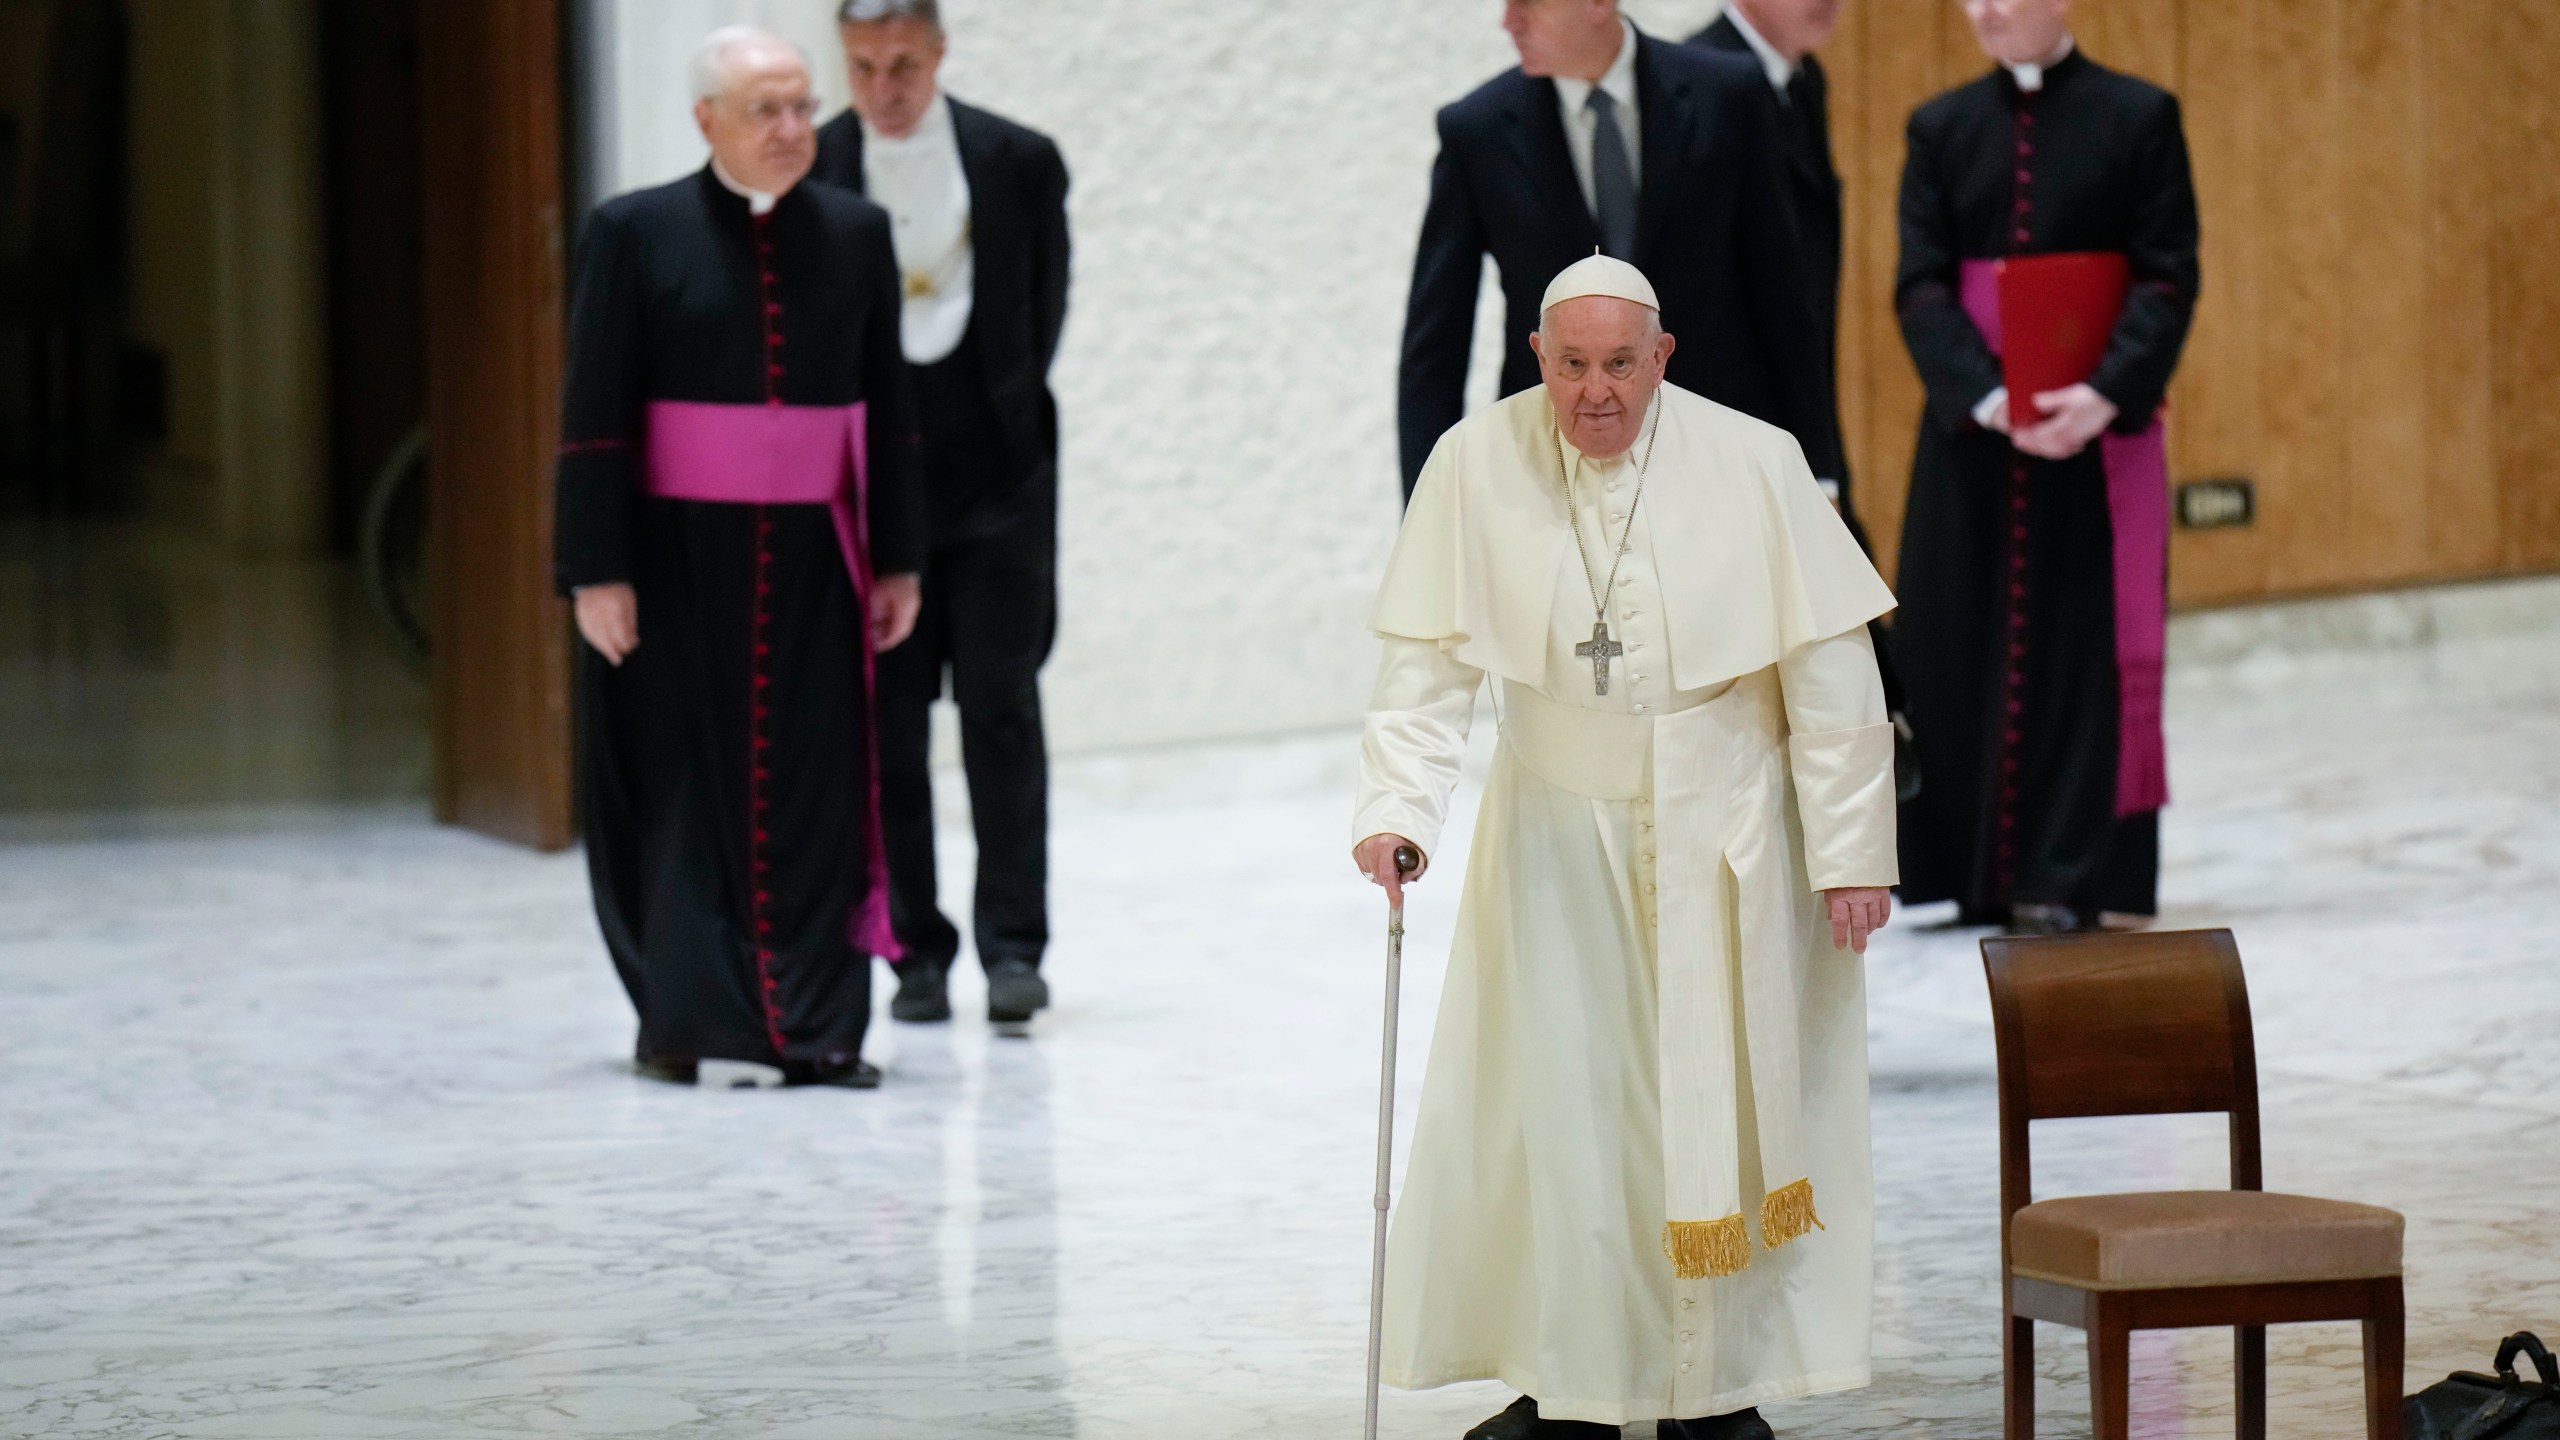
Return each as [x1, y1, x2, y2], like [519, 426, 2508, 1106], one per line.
[1553, 18, 1640, 117]
[709, 158, 778, 215]
[861, 90, 955, 153]
[1723, 7, 1797, 93]
[2006, 32, 2076, 94]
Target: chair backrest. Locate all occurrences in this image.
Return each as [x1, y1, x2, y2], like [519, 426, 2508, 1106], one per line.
[1981, 929, 2263, 1235]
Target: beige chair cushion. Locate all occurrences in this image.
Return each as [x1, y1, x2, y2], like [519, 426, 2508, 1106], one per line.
[2010, 1190, 2403, 1290]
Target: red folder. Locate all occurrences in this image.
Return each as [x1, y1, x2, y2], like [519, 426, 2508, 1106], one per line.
[1998, 251, 2129, 418]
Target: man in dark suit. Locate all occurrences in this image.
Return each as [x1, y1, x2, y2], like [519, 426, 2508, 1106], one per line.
[1398, 0, 1840, 504]
[1692, 0, 1920, 803]
[812, 0, 1070, 1034]
[1691, 0, 1847, 516]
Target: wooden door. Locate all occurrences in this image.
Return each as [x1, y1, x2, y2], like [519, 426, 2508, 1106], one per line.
[417, 0, 573, 849]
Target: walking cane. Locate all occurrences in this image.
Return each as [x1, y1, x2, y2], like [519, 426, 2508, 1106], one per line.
[1365, 844, 1421, 1440]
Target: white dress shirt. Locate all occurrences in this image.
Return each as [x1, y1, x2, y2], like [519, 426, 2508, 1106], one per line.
[1722, 6, 1798, 93]
[1550, 19, 1643, 219]
[861, 92, 975, 365]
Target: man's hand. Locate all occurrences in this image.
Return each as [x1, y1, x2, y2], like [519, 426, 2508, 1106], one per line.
[1824, 886, 1891, 955]
[574, 583, 639, 665]
[1353, 833, 1428, 908]
[871, 572, 922, 651]
[2010, 383, 2120, 461]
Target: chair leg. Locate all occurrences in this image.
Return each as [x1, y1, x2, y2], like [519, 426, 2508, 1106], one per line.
[2237, 1324, 2267, 1440]
[2364, 1278, 2406, 1440]
[2004, 1310, 2036, 1440]
[2088, 1299, 2132, 1440]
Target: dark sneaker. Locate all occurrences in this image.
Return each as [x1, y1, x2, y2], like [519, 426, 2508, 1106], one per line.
[890, 958, 952, 1023]
[985, 958, 1049, 1034]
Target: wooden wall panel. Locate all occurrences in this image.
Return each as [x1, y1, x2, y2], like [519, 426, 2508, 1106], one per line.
[2338, 0, 2429, 587]
[2495, 2, 2560, 572]
[2421, 2, 2500, 574]
[2163, 0, 2264, 598]
[418, 0, 574, 849]
[1825, 0, 2560, 608]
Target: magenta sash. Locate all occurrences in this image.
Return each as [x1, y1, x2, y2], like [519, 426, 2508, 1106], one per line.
[644, 399, 903, 961]
[1958, 260, 2170, 817]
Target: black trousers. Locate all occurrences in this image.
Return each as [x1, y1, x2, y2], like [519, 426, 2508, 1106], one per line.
[878, 339, 1056, 973]
[876, 512, 1055, 972]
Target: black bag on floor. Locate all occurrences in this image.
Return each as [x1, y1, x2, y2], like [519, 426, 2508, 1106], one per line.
[2406, 1333, 2560, 1440]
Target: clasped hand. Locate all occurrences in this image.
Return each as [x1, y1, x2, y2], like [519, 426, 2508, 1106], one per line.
[1989, 382, 2120, 461]
[573, 572, 924, 667]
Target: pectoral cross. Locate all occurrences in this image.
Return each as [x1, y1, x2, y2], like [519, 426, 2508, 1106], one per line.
[1575, 620, 1624, 696]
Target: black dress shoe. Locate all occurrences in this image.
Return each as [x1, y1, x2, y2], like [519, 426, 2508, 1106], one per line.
[1466, 1394, 1617, 1440]
[785, 1055, 882, 1089]
[985, 958, 1049, 1032]
[633, 1050, 697, 1085]
[890, 958, 952, 1023]
[2006, 901, 2091, 936]
[1659, 1407, 1775, 1440]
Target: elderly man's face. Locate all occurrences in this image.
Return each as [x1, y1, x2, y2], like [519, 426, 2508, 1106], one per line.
[1962, 0, 2071, 66]
[1531, 296, 1675, 460]
[692, 49, 820, 195]
[1733, 0, 1842, 62]
[1501, 0, 1624, 81]
[841, 17, 945, 140]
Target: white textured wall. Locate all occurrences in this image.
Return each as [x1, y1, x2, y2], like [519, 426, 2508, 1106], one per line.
[585, 1, 1719, 751]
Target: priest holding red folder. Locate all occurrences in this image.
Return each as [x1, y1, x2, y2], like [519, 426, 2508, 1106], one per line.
[556, 26, 926, 1089]
[1887, 0, 2199, 934]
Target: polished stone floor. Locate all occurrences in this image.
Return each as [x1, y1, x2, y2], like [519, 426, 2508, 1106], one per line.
[4, 582, 2558, 1438]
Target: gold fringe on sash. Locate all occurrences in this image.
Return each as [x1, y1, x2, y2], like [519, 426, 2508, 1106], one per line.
[1662, 1216, 1752, 1279]
[1759, 1178, 1826, 1250]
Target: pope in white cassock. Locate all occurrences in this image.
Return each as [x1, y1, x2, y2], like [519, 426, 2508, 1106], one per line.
[1352, 256, 1899, 1440]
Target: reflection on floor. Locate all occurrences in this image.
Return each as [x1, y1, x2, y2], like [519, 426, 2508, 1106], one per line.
[2, 582, 2557, 1438]
[0, 521, 428, 832]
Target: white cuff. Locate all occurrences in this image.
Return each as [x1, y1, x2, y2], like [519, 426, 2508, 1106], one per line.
[1973, 387, 2009, 429]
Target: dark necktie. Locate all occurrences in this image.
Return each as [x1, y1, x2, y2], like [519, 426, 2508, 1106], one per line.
[1586, 88, 1638, 261]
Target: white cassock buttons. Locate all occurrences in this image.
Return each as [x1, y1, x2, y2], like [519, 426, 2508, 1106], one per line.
[1679, 1362, 1693, 1374]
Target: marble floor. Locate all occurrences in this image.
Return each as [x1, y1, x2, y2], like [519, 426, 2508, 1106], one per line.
[4, 584, 2559, 1438]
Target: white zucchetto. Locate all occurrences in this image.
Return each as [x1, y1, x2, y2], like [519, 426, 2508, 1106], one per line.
[1540, 253, 1661, 316]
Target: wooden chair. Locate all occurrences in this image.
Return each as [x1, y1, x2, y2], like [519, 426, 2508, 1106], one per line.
[1981, 928, 2405, 1440]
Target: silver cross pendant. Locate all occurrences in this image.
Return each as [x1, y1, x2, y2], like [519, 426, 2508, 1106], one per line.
[1574, 620, 1625, 696]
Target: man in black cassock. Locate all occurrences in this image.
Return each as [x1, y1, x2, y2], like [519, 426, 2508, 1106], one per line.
[1691, 0, 1920, 799]
[1398, 0, 1840, 501]
[813, 0, 1070, 1034]
[1888, 0, 2199, 932]
[556, 26, 925, 1089]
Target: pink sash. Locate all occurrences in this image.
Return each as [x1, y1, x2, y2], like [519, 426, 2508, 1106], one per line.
[644, 399, 903, 961]
[1958, 261, 2170, 817]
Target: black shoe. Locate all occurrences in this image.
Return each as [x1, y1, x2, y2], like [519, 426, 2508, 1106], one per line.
[985, 958, 1049, 1033]
[633, 1049, 697, 1085]
[890, 959, 952, 1023]
[785, 1054, 883, 1089]
[2006, 901, 2090, 936]
[1659, 1408, 1775, 1440]
[1467, 1395, 1616, 1440]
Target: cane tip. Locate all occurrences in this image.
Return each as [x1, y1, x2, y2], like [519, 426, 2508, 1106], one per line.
[1394, 845, 1420, 878]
